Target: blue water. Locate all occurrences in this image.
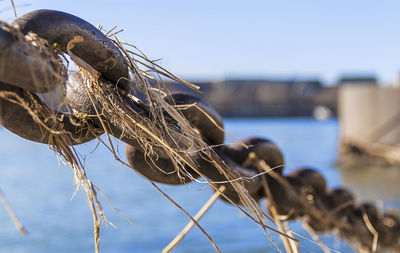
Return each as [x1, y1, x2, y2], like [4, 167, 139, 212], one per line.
[0, 118, 399, 252]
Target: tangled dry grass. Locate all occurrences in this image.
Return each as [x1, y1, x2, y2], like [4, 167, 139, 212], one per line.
[0, 15, 282, 252]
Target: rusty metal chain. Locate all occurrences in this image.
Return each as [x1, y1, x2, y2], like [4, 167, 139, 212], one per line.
[0, 9, 398, 253]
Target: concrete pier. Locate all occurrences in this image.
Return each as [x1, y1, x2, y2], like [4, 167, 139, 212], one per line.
[339, 84, 400, 163]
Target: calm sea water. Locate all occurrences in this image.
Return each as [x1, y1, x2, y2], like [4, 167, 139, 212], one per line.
[0, 118, 399, 252]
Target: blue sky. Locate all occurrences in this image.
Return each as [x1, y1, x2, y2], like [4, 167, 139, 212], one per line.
[2, 0, 400, 84]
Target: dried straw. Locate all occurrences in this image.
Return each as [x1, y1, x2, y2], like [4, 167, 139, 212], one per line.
[0, 19, 309, 253]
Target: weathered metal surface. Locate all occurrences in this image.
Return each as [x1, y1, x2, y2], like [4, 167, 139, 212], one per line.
[0, 25, 66, 93]
[0, 81, 103, 144]
[12, 9, 130, 90]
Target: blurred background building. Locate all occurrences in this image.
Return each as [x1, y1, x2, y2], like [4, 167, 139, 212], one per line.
[163, 74, 380, 118]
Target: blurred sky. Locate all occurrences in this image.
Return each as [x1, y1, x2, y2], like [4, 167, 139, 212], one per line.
[1, 0, 400, 84]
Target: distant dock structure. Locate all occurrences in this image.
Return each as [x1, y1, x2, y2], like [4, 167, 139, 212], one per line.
[165, 78, 338, 118]
[338, 79, 400, 164]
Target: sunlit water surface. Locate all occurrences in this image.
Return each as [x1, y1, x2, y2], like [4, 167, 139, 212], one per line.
[0, 118, 399, 252]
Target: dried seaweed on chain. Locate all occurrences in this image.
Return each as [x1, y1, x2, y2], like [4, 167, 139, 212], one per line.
[70, 29, 274, 231]
[0, 22, 107, 253]
[0, 21, 66, 93]
[0, 87, 107, 253]
[0, 18, 289, 252]
[68, 31, 292, 249]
